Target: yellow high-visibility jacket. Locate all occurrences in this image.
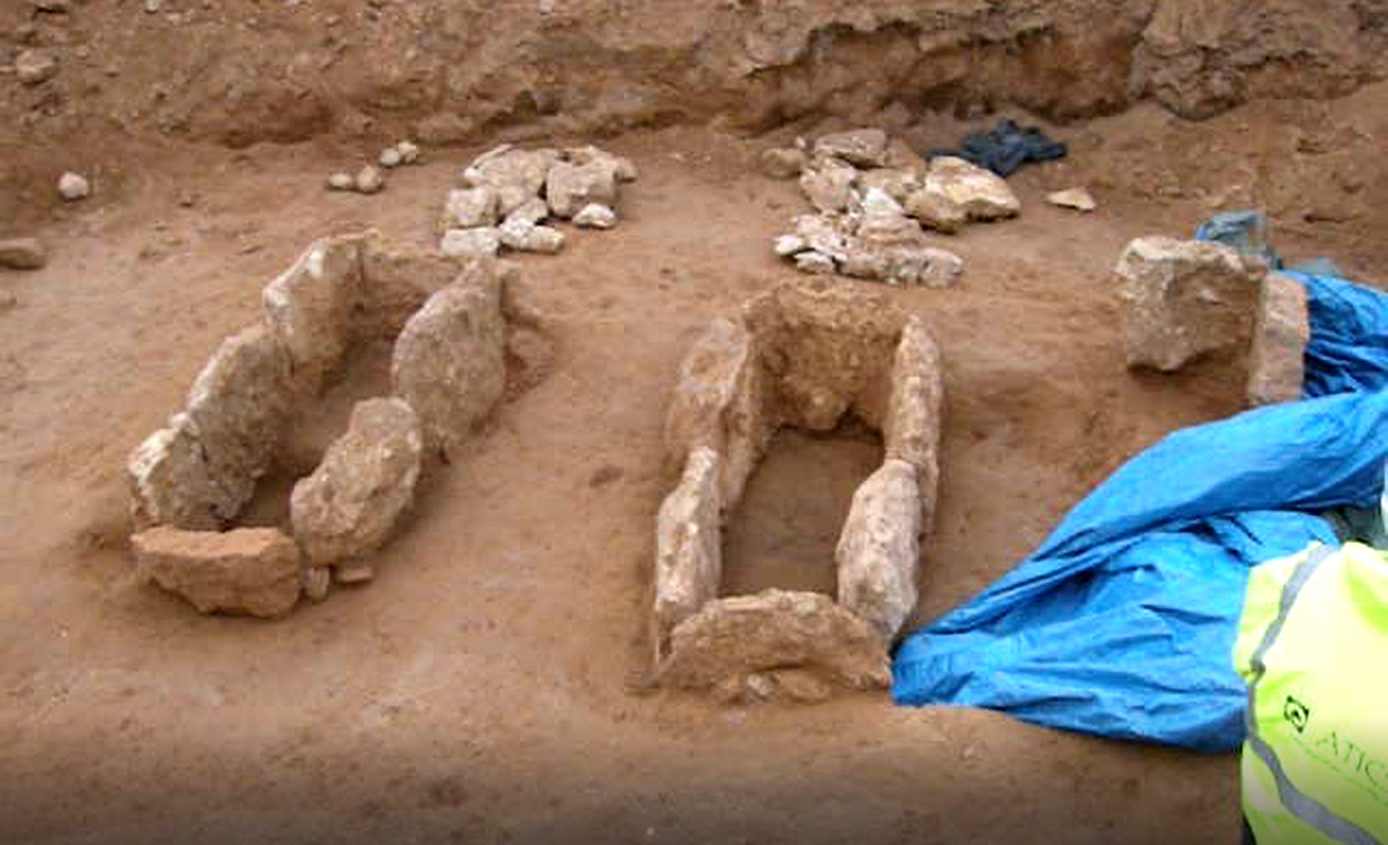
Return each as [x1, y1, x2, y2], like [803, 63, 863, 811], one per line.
[1235, 542, 1388, 845]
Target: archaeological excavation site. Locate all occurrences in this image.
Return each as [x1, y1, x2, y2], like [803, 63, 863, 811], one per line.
[5, 2, 1388, 844]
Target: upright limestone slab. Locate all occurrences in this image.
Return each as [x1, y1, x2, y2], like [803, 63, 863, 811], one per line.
[1115, 236, 1267, 372]
[836, 459, 922, 644]
[184, 324, 295, 521]
[128, 414, 232, 531]
[662, 317, 770, 511]
[1247, 273, 1310, 406]
[290, 398, 424, 574]
[653, 447, 724, 653]
[390, 263, 506, 454]
[261, 234, 364, 395]
[884, 317, 944, 527]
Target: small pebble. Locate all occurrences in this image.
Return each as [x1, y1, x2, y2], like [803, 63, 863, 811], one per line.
[0, 238, 48, 271]
[379, 147, 403, 169]
[395, 140, 420, 164]
[15, 49, 59, 86]
[144, 0, 162, 12]
[573, 203, 617, 230]
[1046, 187, 1097, 213]
[354, 166, 384, 194]
[326, 172, 354, 191]
[58, 172, 90, 201]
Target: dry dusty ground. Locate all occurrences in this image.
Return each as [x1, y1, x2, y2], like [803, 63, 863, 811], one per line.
[3, 85, 1388, 845]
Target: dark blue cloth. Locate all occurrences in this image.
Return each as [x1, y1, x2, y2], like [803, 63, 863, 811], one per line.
[927, 119, 1066, 177]
[891, 269, 1388, 751]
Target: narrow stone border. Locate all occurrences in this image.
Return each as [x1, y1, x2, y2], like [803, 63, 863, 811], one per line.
[651, 279, 944, 702]
[127, 232, 550, 616]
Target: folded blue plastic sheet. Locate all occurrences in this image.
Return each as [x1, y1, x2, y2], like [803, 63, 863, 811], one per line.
[1294, 272, 1388, 398]
[891, 270, 1388, 751]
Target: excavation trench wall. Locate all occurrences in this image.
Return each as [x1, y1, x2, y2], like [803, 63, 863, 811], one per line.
[6, 0, 1388, 225]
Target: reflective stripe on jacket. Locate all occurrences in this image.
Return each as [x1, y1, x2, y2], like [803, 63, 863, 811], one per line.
[1235, 542, 1388, 845]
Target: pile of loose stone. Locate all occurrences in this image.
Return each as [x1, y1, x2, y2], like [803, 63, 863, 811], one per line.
[127, 235, 551, 617]
[764, 128, 1021, 288]
[1115, 235, 1309, 406]
[652, 279, 944, 704]
[327, 140, 422, 195]
[437, 143, 637, 259]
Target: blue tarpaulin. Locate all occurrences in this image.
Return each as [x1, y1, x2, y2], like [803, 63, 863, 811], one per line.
[892, 268, 1388, 751]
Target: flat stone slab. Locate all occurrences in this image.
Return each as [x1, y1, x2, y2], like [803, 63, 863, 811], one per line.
[132, 526, 302, 617]
[658, 589, 892, 691]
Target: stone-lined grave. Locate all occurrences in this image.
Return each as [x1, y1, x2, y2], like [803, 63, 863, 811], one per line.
[651, 279, 945, 702]
[127, 233, 551, 616]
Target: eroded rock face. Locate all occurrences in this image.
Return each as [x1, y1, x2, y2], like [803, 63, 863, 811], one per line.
[1115, 236, 1267, 372]
[659, 590, 892, 691]
[1247, 273, 1310, 407]
[290, 398, 424, 572]
[132, 526, 302, 618]
[653, 447, 723, 652]
[836, 459, 921, 644]
[390, 263, 506, 454]
[183, 325, 295, 521]
[261, 234, 364, 396]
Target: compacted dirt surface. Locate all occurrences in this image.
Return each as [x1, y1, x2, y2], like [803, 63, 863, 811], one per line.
[6, 11, 1388, 836]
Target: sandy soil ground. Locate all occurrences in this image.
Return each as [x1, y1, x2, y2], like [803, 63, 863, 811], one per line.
[3, 86, 1387, 844]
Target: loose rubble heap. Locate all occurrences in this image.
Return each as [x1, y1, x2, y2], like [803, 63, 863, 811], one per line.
[438, 143, 637, 259]
[765, 128, 1021, 288]
[127, 234, 552, 617]
[653, 279, 945, 703]
[327, 140, 422, 194]
[1115, 235, 1310, 406]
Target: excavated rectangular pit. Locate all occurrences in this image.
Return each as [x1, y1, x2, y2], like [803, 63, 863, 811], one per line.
[125, 231, 552, 616]
[651, 278, 944, 701]
[237, 337, 398, 530]
[720, 420, 883, 598]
